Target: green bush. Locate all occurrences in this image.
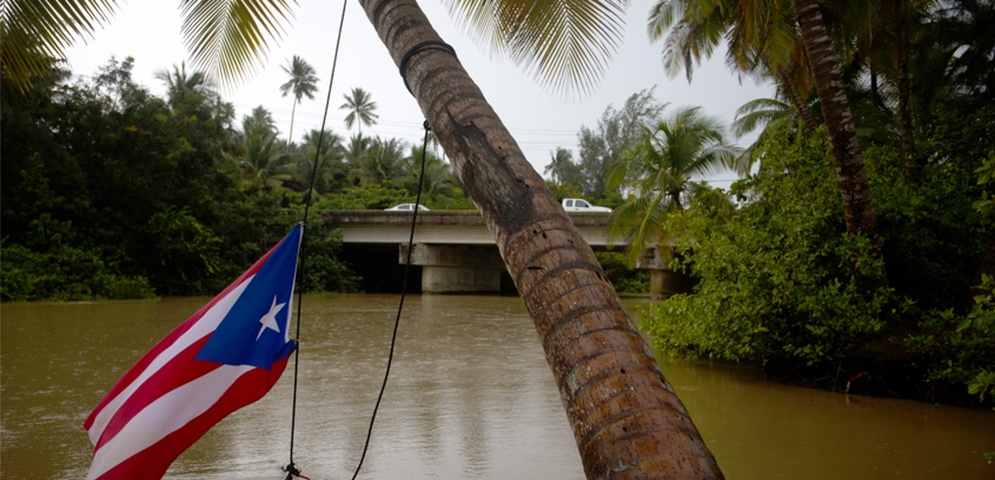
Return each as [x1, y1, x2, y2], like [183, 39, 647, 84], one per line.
[596, 251, 649, 294]
[318, 182, 413, 210]
[639, 127, 890, 373]
[1, 241, 155, 301]
[299, 223, 362, 293]
[903, 275, 995, 388]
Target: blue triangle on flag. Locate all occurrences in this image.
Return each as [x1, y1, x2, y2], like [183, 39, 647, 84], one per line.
[196, 225, 301, 369]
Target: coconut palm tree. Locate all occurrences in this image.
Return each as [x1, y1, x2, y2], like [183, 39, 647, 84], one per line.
[790, 0, 887, 292]
[650, 0, 888, 292]
[352, 136, 405, 186]
[339, 87, 378, 135]
[544, 147, 573, 185]
[607, 106, 742, 264]
[224, 106, 290, 189]
[279, 55, 319, 145]
[404, 144, 461, 198]
[355, 6, 721, 475]
[4, 2, 724, 477]
[288, 129, 347, 197]
[154, 62, 217, 113]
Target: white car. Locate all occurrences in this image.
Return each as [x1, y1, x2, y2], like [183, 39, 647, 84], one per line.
[561, 198, 611, 212]
[385, 203, 430, 211]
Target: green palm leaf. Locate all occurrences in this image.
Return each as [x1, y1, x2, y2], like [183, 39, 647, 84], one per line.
[1, 0, 119, 92]
[179, 0, 296, 89]
[443, 0, 628, 95]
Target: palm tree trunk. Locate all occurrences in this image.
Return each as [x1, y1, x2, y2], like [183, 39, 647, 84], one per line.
[895, 20, 917, 178]
[791, 0, 888, 292]
[776, 67, 817, 134]
[358, 0, 723, 478]
[289, 100, 297, 146]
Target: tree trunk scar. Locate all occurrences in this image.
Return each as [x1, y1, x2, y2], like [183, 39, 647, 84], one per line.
[447, 112, 532, 232]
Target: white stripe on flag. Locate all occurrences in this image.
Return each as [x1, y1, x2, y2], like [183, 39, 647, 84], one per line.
[85, 364, 255, 480]
[86, 276, 253, 445]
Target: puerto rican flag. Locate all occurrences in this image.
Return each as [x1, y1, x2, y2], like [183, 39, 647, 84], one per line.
[84, 224, 303, 479]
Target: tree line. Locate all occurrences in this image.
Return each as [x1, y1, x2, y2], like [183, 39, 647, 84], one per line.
[0, 57, 476, 300]
[0, 56, 650, 302]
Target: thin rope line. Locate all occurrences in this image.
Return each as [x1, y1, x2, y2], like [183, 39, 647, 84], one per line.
[285, 1, 349, 478]
[349, 121, 431, 480]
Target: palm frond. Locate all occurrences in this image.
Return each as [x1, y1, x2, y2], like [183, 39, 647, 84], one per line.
[179, 0, 296, 90]
[1, 0, 120, 92]
[443, 0, 628, 96]
[732, 97, 789, 137]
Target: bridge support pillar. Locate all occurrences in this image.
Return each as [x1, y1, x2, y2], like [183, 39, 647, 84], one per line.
[636, 246, 695, 300]
[400, 244, 505, 294]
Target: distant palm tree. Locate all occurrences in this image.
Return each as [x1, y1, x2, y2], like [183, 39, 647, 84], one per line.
[404, 144, 461, 198]
[353, 136, 404, 186]
[607, 106, 742, 263]
[288, 129, 346, 197]
[732, 96, 806, 167]
[544, 147, 573, 185]
[154, 62, 213, 111]
[339, 87, 379, 135]
[224, 106, 290, 190]
[278, 55, 319, 145]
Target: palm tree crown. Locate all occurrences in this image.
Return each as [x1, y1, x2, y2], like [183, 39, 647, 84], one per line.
[607, 106, 742, 261]
[339, 87, 379, 135]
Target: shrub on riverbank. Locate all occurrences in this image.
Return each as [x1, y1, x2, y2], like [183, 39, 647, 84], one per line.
[597, 251, 649, 294]
[640, 116, 995, 406]
[1, 240, 156, 301]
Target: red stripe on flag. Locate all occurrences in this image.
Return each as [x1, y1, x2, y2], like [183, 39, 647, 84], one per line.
[93, 336, 219, 450]
[84, 243, 278, 433]
[90, 357, 290, 480]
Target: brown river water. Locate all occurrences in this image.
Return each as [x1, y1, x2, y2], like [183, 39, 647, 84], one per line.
[2, 294, 993, 479]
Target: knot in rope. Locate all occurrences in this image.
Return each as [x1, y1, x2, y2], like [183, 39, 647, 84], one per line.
[283, 462, 310, 480]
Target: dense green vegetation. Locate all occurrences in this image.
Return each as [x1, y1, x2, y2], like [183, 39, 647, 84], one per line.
[500, 0, 995, 407]
[0, 57, 649, 301]
[638, 104, 994, 406]
[630, 0, 995, 406]
[0, 58, 475, 300]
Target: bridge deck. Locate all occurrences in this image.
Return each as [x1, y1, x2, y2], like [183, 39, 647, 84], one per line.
[320, 210, 615, 247]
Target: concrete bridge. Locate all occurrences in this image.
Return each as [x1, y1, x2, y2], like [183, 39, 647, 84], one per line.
[321, 210, 688, 297]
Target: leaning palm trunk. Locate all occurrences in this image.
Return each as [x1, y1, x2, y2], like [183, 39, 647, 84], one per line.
[776, 68, 817, 135]
[358, 0, 722, 477]
[792, 0, 888, 292]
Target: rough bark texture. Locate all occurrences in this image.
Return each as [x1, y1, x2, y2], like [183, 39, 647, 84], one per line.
[792, 0, 888, 290]
[358, 0, 724, 478]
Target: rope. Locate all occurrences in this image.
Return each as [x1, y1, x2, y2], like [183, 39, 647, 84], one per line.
[284, 0, 349, 478]
[398, 40, 457, 93]
[349, 120, 432, 480]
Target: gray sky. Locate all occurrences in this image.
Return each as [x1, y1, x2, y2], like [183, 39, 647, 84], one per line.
[64, 1, 774, 188]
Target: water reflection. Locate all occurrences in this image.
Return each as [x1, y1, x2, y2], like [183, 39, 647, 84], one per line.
[2, 295, 993, 479]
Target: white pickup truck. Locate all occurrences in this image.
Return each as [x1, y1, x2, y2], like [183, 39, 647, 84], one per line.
[561, 198, 612, 212]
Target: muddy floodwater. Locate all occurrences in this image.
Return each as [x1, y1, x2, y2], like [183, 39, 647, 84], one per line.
[2, 294, 993, 479]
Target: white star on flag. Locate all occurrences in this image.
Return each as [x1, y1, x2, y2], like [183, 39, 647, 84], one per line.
[256, 296, 287, 340]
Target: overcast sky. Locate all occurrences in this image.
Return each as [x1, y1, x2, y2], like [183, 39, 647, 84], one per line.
[63, 1, 774, 188]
